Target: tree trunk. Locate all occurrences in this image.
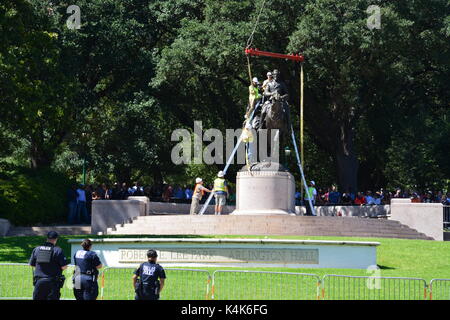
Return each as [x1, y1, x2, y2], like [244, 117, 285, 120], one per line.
[30, 141, 52, 170]
[153, 169, 164, 186]
[116, 168, 131, 184]
[335, 123, 358, 194]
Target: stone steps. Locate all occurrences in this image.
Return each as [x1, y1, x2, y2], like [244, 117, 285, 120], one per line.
[108, 215, 433, 240]
[111, 229, 427, 239]
[137, 216, 400, 225]
[133, 220, 406, 229]
[112, 226, 425, 236]
[7, 225, 91, 236]
[117, 222, 408, 230]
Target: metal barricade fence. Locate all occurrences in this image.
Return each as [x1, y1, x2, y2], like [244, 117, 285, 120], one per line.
[444, 206, 450, 231]
[322, 275, 428, 300]
[212, 270, 321, 300]
[99, 267, 212, 300]
[429, 279, 450, 300]
[0, 263, 76, 300]
[1, 263, 448, 300]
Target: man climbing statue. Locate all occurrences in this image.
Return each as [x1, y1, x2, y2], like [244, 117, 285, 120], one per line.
[246, 77, 262, 120]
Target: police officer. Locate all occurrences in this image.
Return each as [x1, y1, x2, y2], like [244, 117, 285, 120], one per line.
[73, 239, 103, 300]
[29, 231, 68, 300]
[133, 249, 166, 300]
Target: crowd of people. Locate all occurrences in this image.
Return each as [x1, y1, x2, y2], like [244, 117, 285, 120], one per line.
[67, 179, 449, 224]
[296, 185, 450, 206]
[66, 181, 237, 224]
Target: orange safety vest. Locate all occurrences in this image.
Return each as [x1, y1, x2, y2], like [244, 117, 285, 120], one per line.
[193, 184, 205, 198]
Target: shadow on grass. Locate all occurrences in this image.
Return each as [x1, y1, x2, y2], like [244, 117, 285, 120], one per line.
[0, 236, 44, 263]
[377, 265, 396, 270]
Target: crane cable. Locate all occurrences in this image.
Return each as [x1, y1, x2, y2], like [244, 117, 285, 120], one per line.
[245, 0, 268, 83]
[300, 62, 304, 202]
[246, 0, 268, 49]
[244, 0, 269, 124]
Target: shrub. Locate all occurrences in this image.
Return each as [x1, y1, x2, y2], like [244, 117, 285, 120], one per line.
[0, 168, 73, 226]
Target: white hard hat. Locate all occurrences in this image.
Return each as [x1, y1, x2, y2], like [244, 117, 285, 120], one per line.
[310, 180, 315, 185]
[267, 72, 272, 76]
[195, 177, 202, 184]
[218, 171, 224, 178]
[252, 77, 259, 84]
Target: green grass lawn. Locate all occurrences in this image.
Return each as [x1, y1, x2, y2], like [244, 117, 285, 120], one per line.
[1, 234, 449, 300]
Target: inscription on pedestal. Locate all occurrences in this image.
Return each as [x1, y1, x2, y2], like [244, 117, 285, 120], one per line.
[119, 248, 319, 264]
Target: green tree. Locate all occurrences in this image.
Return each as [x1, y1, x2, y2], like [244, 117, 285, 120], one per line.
[31, 0, 181, 183]
[1, 0, 448, 196]
[0, 0, 77, 169]
[288, 0, 449, 192]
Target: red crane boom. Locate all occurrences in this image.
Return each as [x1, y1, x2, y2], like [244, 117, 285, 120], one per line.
[244, 48, 304, 62]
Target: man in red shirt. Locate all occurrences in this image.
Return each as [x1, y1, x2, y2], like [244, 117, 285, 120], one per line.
[354, 192, 367, 205]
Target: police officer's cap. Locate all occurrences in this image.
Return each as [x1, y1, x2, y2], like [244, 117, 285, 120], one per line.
[147, 249, 158, 258]
[47, 231, 59, 239]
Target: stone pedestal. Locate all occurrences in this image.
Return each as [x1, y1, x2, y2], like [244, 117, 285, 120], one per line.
[231, 164, 295, 215]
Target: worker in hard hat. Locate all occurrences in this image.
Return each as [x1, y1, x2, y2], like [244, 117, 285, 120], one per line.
[304, 180, 317, 216]
[213, 171, 228, 215]
[189, 178, 212, 215]
[245, 77, 262, 119]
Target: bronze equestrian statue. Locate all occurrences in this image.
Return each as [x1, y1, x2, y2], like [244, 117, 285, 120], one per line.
[258, 69, 291, 165]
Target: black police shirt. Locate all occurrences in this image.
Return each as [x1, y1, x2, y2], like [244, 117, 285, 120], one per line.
[73, 249, 101, 275]
[134, 261, 166, 285]
[29, 242, 68, 278]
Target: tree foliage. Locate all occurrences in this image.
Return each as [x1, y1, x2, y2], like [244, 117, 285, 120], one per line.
[0, 0, 448, 197]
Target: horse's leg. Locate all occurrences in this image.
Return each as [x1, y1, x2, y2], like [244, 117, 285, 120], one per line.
[272, 128, 279, 160]
[267, 127, 272, 161]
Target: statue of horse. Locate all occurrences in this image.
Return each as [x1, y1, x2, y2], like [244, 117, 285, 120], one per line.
[258, 92, 291, 165]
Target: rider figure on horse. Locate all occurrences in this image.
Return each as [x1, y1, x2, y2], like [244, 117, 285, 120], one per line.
[261, 69, 289, 128]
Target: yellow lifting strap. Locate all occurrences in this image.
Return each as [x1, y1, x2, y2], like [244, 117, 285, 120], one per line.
[246, 54, 253, 84]
[300, 62, 305, 201]
[242, 55, 253, 172]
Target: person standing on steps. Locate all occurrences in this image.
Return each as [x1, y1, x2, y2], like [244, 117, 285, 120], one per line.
[304, 181, 317, 216]
[189, 178, 212, 215]
[213, 171, 228, 215]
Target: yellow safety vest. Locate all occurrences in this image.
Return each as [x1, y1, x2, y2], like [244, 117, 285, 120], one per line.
[214, 178, 226, 192]
[305, 187, 315, 200]
[253, 85, 261, 100]
[248, 85, 261, 105]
